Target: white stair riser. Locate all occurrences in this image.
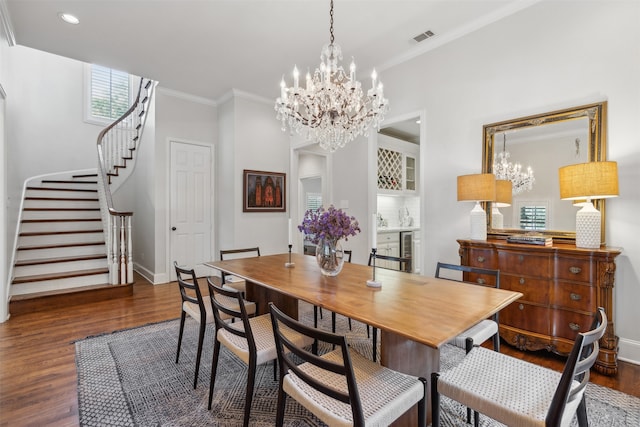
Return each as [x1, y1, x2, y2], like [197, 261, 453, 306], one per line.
[16, 245, 107, 261]
[36, 182, 97, 190]
[10, 273, 111, 296]
[20, 221, 102, 233]
[18, 232, 105, 246]
[23, 199, 99, 210]
[14, 258, 108, 277]
[22, 210, 101, 220]
[26, 189, 98, 199]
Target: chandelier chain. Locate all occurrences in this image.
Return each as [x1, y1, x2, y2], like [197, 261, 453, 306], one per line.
[329, 0, 334, 45]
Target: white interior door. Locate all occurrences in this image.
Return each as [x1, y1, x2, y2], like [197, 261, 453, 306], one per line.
[170, 141, 213, 279]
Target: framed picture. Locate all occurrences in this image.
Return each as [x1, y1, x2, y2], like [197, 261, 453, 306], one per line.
[243, 169, 286, 212]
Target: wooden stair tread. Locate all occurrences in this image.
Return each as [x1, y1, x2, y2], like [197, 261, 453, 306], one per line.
[41, 180, 97, 184]
[24, 207, 100, 212]
[26, 197, 99, 202]
[12, 268, 109, 284]
[9, 282, 127, 302]
[20, 229, 103, 237]
[72, 173, 98, 178]
[26, 187, 97, 193]
[15, 254, 107, 267]
[18, 241, 105, 251]
[22, 218, 101, 223]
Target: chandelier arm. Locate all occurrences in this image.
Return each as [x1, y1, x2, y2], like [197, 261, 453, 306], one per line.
[329, 0, 334, 45]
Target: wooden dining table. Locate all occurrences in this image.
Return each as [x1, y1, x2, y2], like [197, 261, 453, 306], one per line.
[205, 253, 522, 425]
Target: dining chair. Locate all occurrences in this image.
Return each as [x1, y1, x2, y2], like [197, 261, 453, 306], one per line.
[206, 279, 312, 427]
[269, 302, 427, 427]
[314, 249, 353, 333]
[364, 252, 412, 362]
[219, 246, 261, 294]
[174, 262, 256, 389]
[368, 252, 412, 273]
[431, 307, 607, 427]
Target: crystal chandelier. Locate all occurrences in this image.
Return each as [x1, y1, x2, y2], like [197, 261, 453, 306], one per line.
[493, 133, 535, 195]
[275, 0, 389, 152]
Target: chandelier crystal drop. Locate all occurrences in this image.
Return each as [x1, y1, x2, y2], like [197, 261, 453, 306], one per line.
[493, 134, 535, 195]
[274, 0, 389, 152]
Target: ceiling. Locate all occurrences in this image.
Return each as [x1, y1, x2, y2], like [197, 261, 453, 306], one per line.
[4, 0, 535, 103]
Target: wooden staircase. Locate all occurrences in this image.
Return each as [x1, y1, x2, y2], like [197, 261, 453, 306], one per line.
[9, 173, 129, 315]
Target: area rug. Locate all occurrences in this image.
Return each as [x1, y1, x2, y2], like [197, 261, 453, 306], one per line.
[76, 303, 640, 426]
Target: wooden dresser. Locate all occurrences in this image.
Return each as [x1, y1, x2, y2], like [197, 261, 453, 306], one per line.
[458, 238, 621, 375]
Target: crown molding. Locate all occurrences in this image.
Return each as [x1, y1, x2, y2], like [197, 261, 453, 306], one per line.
[378, 0, 541, 73]
[0, 0, 16, 46]
[155, 86, 217, 107]
[217, 88, 272, 106]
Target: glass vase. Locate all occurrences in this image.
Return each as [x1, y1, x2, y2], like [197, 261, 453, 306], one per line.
[315, 238, 345, 276]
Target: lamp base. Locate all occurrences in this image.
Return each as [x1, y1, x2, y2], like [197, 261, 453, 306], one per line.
[575, 202, 601, 249]
[284, 262, 295, 268]
[469, 201, 487, 241]
[491, 206, 504, 229]
[366, 279, 382, 288]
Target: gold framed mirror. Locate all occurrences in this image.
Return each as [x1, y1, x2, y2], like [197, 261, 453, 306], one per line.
[482, 101, 607, 242]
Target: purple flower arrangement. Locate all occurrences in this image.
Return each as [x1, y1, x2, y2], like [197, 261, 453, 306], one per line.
[298, 205, 361, 244]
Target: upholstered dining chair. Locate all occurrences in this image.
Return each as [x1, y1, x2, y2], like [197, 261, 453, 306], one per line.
[269, 302, 427, 427]
[364, 253, 412, 362]
[206, 279, 312, 427]
[174, 262, 256, 389]
[219, 246, 261, 294]
[435, 262, 501, 424]
[432, 307, 607, 427]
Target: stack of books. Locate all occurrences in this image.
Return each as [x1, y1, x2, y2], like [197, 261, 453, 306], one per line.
[507, 235, 553, 246]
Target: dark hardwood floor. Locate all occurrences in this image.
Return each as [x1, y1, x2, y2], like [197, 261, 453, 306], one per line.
[1, 274, 638, 426]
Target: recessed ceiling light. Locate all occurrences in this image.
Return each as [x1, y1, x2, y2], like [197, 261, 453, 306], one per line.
[59, 13, 79, 25]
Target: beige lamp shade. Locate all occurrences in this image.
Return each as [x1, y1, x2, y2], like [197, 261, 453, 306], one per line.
[559, 161, 619, 200]
[495, 179, 513, 207]
[457, 173, 496, 202]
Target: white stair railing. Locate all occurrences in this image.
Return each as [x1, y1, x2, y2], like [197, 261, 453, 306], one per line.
[96, 78, 155, 285]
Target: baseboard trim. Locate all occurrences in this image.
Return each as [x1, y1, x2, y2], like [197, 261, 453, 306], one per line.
[618, 337, 640, 366]
[133, 263, 168, 285]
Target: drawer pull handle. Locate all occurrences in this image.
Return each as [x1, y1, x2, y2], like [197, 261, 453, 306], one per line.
[519, 278, 525, 285]
[569, 322, 580, 331]
[518, 304, 524, 311]
[518, 255, 524, 262]
[570, 293, 582, 301]
[477, 278, 486, 285]
[569, 266, 582, 274]
[477, 256, 485, 263]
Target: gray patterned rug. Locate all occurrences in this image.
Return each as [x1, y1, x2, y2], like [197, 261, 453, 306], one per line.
[76, 303, 640, 426]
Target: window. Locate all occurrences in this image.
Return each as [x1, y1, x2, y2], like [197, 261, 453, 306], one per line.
[519, 205, 547, 230]
[305, 192, 322, 212]
[85, 64, 131, 124]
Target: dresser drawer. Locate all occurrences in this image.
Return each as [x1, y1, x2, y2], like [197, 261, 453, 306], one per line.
[501, 302, 550, 336]
[551, 282, 596, 312]
[555, 257, 593, 283]
[498, 251, 551, 277]
[501, 274, 549, 305]
[551, 309, 596, 341]
[467, 248, 497, 269]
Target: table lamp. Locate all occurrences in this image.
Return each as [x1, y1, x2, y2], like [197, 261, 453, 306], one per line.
[491, 179, 513, 229]
[559, 161, 618, 249]
[457, 173, 496, 240]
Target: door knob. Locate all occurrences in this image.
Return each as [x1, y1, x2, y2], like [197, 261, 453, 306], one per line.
[171, 227, 177, 231]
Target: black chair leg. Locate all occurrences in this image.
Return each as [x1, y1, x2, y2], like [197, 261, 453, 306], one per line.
[331, 312, 337, 333]
[418, 377, 427, 427]
[431, 373, 440, 427]
[208, 340, 221, 410]
[465, 337, 474, 423]
[193, 321, 206, 389]
[275, 379, 287, 426]
[348, 317, 352, 330]
[372, 327, 378, 362]
[243, 359, 257, 427]
[176, 311, 186, 363]
[366, 324, 370, 338]
[576, 395, 588, 427]
[492, 332, 500, 352]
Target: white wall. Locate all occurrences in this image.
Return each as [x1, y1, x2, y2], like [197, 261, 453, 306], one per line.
[0, 27, 8, 320]
[379, 0, 640, 362]
[217, 92, 291, 257]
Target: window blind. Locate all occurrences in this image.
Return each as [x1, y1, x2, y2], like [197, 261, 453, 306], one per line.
[520, 206, 547, 230]
[90, 65, 130, 121]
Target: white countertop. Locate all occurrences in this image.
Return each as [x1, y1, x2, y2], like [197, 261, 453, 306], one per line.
[377, 226, 420, 233]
